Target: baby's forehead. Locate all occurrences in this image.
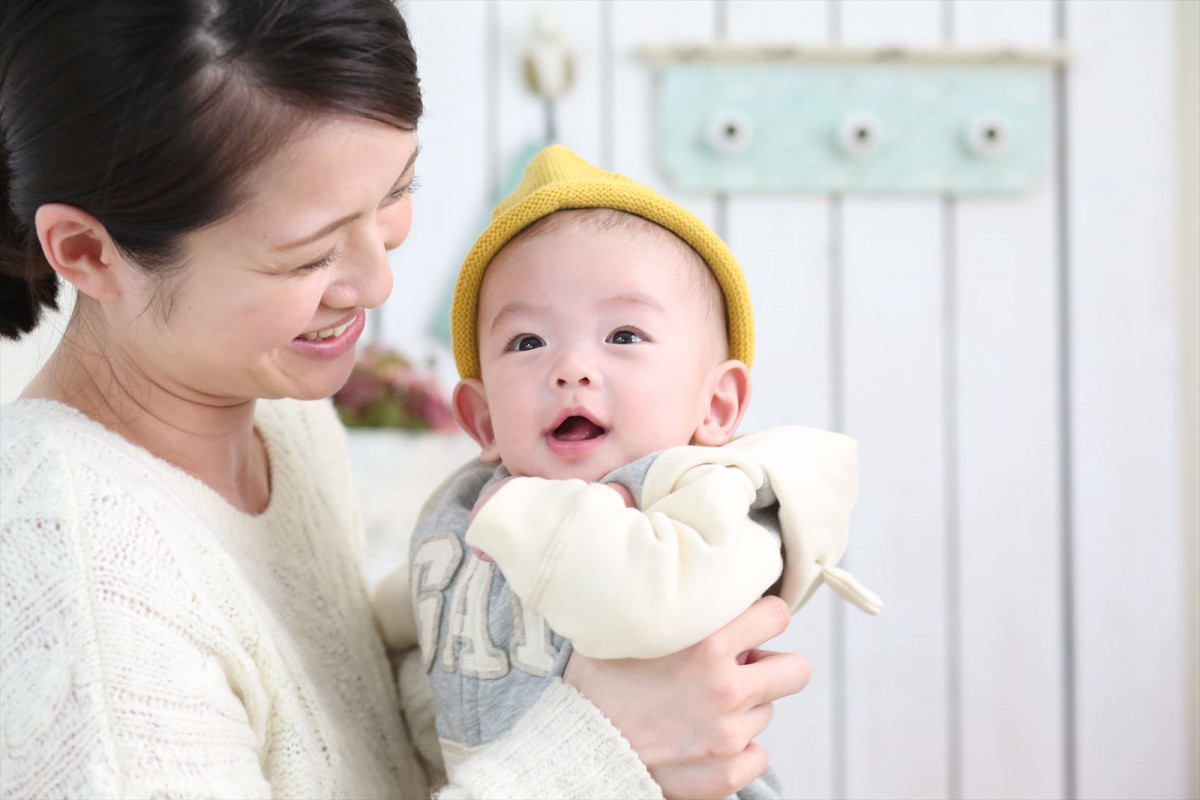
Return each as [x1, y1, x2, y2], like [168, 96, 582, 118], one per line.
[510, 207, 690, 256]
[490, 208, 711, 290]
[479, 209, 727, 337]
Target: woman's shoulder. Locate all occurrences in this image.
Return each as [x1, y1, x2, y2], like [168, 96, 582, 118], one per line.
[1, 396, 97, 443]
[0, 401, 214, 661]
[0, 401, 193, 575]
[1, 399, 124, 509]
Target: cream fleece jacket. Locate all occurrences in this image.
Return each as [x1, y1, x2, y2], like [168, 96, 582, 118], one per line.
[0, 398, 659, 800]
[466, 426, 881, 659]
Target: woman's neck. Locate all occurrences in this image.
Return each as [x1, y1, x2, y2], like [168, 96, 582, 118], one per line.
[23, 332, 271, 515]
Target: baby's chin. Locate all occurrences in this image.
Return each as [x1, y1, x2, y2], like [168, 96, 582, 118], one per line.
[508, 456, 625, 485]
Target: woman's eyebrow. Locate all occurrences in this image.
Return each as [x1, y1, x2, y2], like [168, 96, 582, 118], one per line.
[274, 146, 421, 253]
[387, 145, 421, 193]
[276, 211, 362, 252]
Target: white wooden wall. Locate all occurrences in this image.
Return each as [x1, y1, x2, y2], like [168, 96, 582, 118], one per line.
[0, 1, 1193, 798]
[382, 1, 1196, 798]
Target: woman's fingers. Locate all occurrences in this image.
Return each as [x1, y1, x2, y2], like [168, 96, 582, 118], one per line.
[655, 741, 772, 800]
[742, 648, 812, 707]
[741, 646, 782, 665]
[565, 598, 808, 799]
[741, 701, 774, 743]
[712, 595, 790, 657]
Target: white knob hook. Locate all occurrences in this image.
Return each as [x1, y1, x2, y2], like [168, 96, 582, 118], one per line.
[706, 110, 755, 155]
[964, 114, 1011, 158]
[836, 112, 883, 157]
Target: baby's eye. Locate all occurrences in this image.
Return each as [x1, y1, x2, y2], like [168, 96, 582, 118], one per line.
[607, 328, 644, 345]
[507, 334, 546, 352]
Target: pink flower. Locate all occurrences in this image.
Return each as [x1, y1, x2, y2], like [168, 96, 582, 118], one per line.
[333, 346, 458, 432]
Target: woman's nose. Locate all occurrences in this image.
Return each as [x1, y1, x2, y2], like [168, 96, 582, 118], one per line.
[380, 197, 413, 252]
[325, 229, 393, 310]
[363, 250, 394, 309]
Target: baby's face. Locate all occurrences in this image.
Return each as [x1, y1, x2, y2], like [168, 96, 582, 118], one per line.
[474, 221, 727, 483]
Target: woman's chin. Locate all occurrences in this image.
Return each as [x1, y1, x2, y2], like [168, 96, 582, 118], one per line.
[267, 365, 357, 403]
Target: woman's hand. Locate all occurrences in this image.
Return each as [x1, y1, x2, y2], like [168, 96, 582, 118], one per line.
[563, 595, 810, 800]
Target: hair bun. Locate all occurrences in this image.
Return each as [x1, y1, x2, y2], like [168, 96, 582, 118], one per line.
[1, 131, 60, 339]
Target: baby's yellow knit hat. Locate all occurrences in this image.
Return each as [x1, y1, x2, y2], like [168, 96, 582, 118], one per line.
[450, 145, 754, 379]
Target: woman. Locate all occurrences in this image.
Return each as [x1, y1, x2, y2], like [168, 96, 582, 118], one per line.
[0, 1, 809, 798]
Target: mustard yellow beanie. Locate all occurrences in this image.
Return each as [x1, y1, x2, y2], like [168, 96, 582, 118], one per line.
[450, 144, 754, 379]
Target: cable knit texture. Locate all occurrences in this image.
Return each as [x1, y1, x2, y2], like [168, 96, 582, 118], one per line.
[0, 397, 426, 799]
[435, 677, 660, 800]
[0, 398, 660, 799]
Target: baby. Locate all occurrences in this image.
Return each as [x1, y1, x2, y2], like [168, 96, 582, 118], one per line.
[377, 145, 880, 796]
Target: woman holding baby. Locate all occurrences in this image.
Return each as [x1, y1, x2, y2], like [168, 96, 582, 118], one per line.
[0, 1, 809, 797]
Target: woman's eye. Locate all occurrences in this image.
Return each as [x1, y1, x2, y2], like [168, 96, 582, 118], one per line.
[384, 175, 421, 204]
[607, 328, 644, 345]
[507, 334, 545, 352]
[297, 248, 340, 272]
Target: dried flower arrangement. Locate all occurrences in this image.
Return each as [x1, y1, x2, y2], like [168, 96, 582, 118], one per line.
[333, 345, 458, 432]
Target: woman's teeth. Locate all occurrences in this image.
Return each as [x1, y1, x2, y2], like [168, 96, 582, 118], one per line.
[300, 319, 353, 341]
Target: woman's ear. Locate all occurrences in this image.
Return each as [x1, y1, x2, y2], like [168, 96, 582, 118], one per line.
[34, 204, 122, 301]
[452, 378, 501, 463]
[692, 360, 751, 446]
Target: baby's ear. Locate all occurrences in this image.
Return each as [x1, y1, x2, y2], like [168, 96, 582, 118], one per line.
[452, 378, 501, 463]
[692, 360, 751, 446]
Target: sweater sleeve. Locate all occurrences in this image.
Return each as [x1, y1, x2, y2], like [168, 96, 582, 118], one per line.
[465, 445, 783, 659]
[0, 451, 271, 800]
[396, 650, 662, 800]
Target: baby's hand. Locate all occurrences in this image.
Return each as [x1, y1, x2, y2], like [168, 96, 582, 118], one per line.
[605, 481, 636, 508]
[467, 477, 515, 562]
[468, 476, 515, 525]
[469, 477, 634, 563]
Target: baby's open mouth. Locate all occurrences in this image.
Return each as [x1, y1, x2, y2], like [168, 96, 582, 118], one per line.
[551, 416, 606, 441]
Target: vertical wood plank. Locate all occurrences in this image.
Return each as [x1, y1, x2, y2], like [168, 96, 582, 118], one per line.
[379, 0, 492, 381]
[610, 0, 718, 228]
[725, 0, 833, 434]
[722, 3, 838, 799]
[1064, 2, 1190, 797]
[837, 2, 950, 798]
[948, 2, 1068, 798]
[1180, 3, 1200, 798]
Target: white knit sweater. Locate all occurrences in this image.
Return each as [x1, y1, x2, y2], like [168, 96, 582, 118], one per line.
[0, 398, 659, 800]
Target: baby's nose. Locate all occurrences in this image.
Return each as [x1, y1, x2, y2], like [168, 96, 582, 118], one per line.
[555, 370, 591, 388]
[552, 353, 595, 388]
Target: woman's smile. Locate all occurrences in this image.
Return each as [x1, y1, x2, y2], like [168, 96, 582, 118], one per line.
[289, 307, 366, 359]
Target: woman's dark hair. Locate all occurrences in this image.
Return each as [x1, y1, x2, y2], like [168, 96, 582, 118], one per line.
[0, 0, 422, 340]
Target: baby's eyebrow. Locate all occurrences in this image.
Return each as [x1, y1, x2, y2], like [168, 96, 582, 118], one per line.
[489, 301, 543, 334]
[597, 293, 668, 314]
[487, 293, 666, 334]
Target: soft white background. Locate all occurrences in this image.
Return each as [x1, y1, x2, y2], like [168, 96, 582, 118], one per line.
[2, 1, 1197, 798]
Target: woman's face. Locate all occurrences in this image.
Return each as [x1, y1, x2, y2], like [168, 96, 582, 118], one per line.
[111, 116, 418, 404]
